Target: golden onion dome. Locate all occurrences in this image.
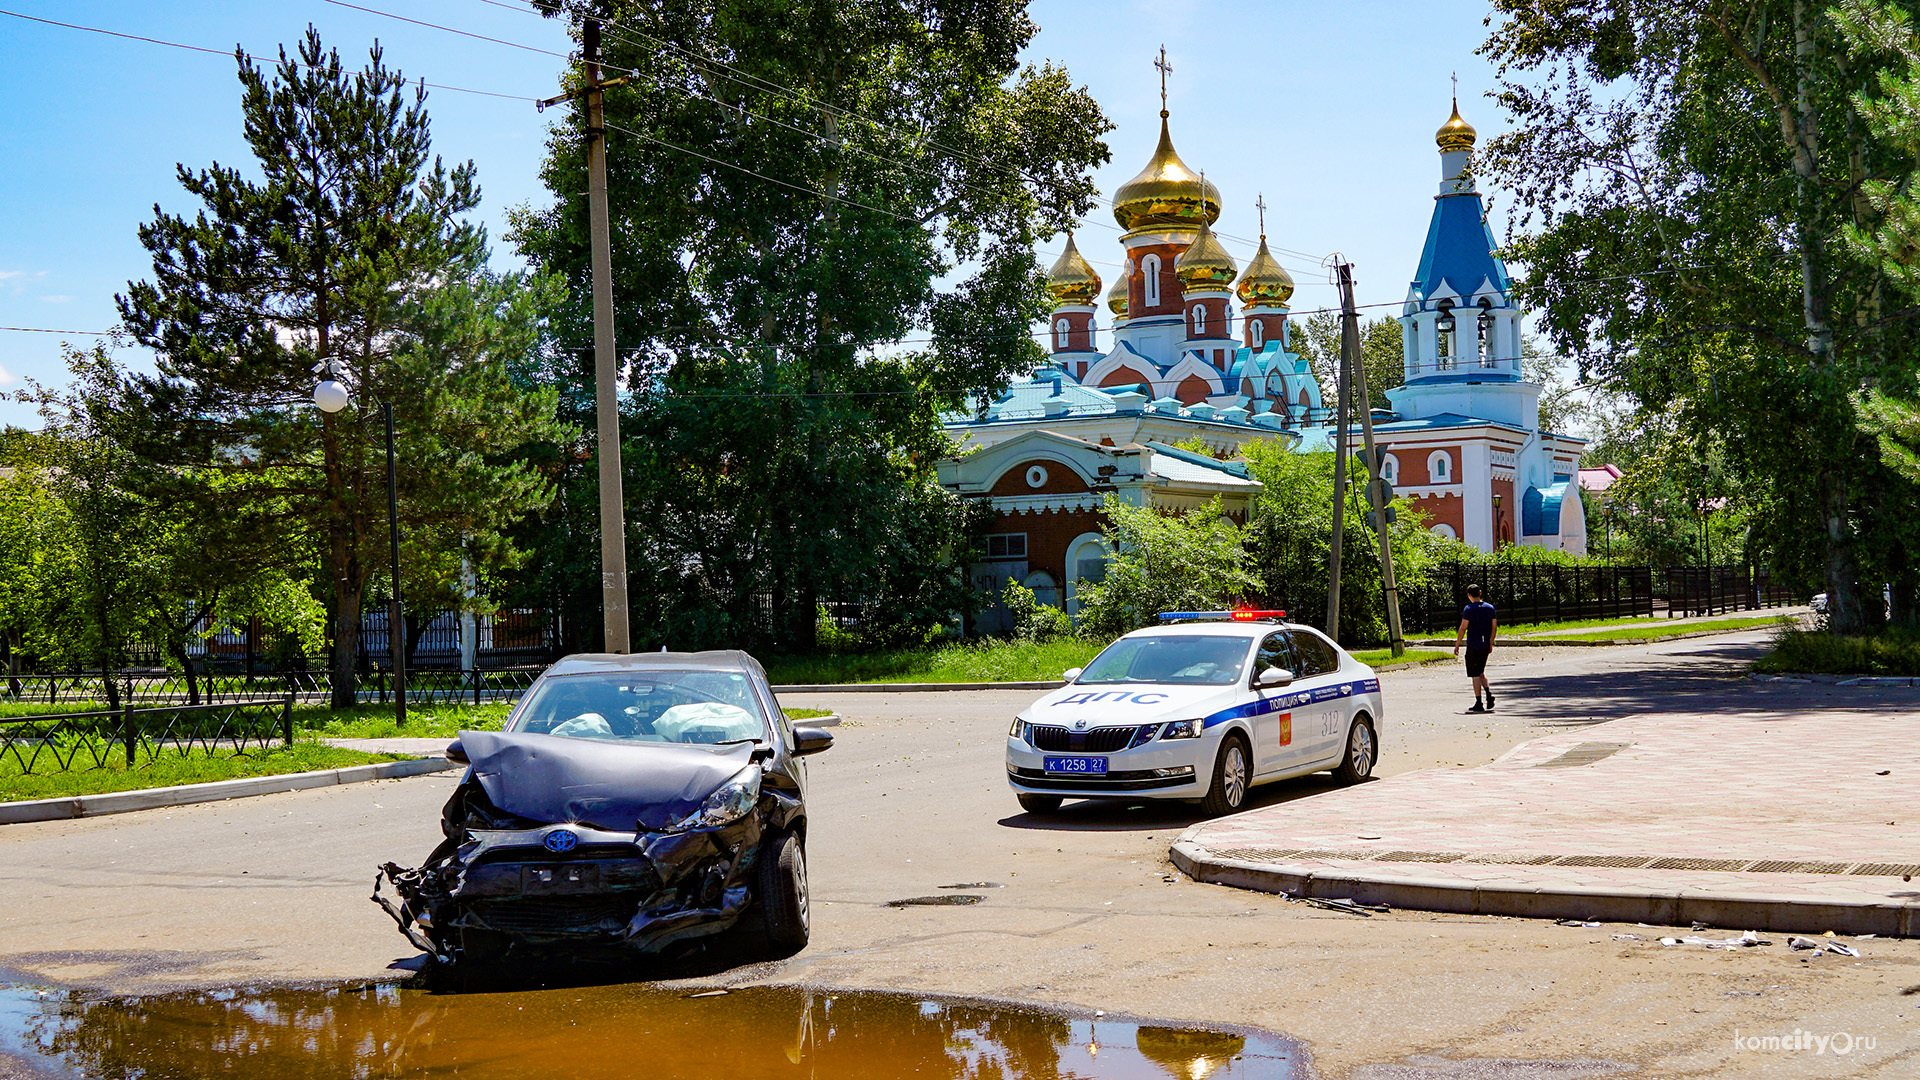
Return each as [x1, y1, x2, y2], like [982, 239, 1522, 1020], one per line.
[1436, 97, 1477, 152]
[1174, 216, 1237, 290]
[1045, 232, 1101, 305]
[1235, 237, 1294, 307]
[1106, 268, 1130, 317]
[1111, 114, 1220, 232]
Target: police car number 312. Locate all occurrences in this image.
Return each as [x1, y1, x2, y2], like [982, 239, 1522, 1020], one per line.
[1004, 611, 1384, 817]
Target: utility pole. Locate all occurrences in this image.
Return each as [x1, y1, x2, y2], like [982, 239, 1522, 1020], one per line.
[384, 402, 407, 723]
[1339, 261, 1406, 656]
[542, 21, 630, 652]
[1325, 265, 1351, 644]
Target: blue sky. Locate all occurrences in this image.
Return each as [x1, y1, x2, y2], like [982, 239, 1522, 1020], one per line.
[0, 0, 1510, 429]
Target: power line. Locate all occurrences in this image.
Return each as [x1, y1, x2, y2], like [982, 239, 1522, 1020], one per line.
[1, 326, 118, 336]
[0, 7, 538, 102]
[468, 0, 1330, 268]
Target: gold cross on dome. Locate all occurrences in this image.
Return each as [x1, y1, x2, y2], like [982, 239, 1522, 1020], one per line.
[1255, 193, 1267, 239]
[1155, 46, 1172, 114]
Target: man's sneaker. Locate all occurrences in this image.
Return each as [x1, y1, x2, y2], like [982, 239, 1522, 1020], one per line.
[1466, 702, 1488, 714]
[1485, 693, 1496, 711]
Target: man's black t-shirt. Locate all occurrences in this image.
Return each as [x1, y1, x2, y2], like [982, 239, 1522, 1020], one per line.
[1461, 600, 1497, 650]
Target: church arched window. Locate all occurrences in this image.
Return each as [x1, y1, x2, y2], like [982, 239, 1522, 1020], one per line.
[1250, 319, 1264, 348]
[1476, 298, 1494, 365]
[1436, 302, 1456, 368]
[1191, 304, 1206, 336]
[1054, 318, 1070, 351]
[1142, 254, 1162, 307]
[1428, 450, 1453, 483]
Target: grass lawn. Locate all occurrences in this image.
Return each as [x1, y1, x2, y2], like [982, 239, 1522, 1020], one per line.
[1754, 628, 1920, 676]
[1563, 615, 1792, 641]
[763, 638, 1099, 685]
[1351, 648, 1450, 667]
[0, 742, 408, 802]
[784, 707, 834, 720]
[1503, 614, 1791, 637]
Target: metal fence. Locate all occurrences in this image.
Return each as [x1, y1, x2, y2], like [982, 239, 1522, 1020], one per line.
[1664, 566, 1803, 618]
[1402, 563, 1658, 635]
[0, 697, 291, 776]
[0, 666, 544, 709]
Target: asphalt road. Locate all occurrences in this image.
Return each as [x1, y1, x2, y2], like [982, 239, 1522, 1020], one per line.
[2, 628, 1916, 1079]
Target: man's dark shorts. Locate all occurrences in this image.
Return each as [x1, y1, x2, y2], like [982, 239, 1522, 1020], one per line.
[1464, 648, 1490, 678]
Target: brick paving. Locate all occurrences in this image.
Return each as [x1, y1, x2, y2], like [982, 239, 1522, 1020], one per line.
[1174, 708, 1920, 935]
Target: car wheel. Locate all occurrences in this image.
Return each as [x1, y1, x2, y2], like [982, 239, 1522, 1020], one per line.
[1335, 716, 1376, 785]
[1017, 793, 1063, 814]
[754, 831, 810, 958]
[1199, 734, 1251, 817]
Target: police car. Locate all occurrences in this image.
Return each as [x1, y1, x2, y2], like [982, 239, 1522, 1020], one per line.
[1005, 611, 1383, 816]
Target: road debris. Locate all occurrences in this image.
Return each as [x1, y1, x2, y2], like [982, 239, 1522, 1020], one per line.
[1300, 897, 1390, 916]
[1658, 930, 1769, 949]
[1788, 936, 1861, 956]
[1554, 919, 1601, 927]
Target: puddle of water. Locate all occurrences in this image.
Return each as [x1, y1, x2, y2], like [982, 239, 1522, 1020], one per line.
[0, 980, 1303, 1079]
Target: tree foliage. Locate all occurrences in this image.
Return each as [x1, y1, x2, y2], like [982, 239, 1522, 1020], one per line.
[511, 0, 1111, 652]
[113, 29, 569, 702]
[1075, 497, 1260, 640]
[1480, 0, 1920, 631]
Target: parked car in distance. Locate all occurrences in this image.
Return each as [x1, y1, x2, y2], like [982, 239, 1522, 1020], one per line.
[1005, 612, 1384, 817]
[375, 650, 831, 967]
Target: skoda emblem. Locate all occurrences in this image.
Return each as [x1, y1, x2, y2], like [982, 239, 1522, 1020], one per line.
[543, 829, 579, 854]
[1073, 719, 1088, 731]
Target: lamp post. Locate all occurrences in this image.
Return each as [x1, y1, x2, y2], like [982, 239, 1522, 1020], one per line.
[1491, 492, 1504, 550]
[314, 378, 406, 725]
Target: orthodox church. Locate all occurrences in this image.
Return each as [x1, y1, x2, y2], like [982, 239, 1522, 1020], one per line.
[938, 82, 1586, 627]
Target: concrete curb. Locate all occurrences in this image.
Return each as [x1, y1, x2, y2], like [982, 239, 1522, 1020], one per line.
[774, 681, 1062, 693]
[0, 757, 456, 825]
[1168, 840, 1920, 937]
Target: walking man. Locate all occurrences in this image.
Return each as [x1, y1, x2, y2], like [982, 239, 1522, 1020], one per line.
[1453, 584, 1498, 713]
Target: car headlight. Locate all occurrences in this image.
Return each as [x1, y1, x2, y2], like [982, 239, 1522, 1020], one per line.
[1161, 719, 1202, 740]
[1009, 718, 1029, 741]
[671, 764, 762, 831]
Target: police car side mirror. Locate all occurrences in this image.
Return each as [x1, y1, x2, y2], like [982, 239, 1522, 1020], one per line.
[1255, 666, 1294, 689]
[1061, 667, 1083, 683]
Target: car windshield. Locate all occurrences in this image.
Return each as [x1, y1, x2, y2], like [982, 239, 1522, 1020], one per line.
[1076, 634, 1250, 685]
[509, 670, 769, 745]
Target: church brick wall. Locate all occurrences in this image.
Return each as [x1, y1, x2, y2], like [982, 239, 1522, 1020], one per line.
[988, 459, 1093, 497]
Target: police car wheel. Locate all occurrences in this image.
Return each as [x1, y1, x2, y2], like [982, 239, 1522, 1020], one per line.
[1335, 716, 1376, 785]
[1199, 735, 1251, 817]
[1016, 793, 1063, 814]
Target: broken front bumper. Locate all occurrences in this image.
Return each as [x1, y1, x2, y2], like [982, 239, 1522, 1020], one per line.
[376, 811, 774, 959]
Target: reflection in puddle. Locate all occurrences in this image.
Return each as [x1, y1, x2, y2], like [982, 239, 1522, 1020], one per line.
[0, 980, 1301, 1079]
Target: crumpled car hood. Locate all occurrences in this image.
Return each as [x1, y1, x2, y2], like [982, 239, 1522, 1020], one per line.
[457, 729, 756, 831]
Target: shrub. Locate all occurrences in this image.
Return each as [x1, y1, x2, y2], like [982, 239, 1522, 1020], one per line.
[1076, 495, 1260, 640]
[1754, 628, 1920, 676]
[1000, 580, 1071, 643]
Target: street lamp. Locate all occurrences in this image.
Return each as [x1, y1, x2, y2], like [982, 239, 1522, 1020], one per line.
[314, 378, 407, 725]
[1491, 492, 1504, 550]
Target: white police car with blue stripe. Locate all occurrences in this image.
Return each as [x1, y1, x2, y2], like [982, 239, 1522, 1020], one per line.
[1005, 611, 1383, 816]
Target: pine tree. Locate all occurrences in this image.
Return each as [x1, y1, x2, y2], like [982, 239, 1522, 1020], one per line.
[117, 28, 569, 708]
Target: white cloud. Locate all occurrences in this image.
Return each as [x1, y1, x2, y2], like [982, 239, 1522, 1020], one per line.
[0, 271, 24, 282]
[0, 363, 15, 386]
[37, 295, 73, 304]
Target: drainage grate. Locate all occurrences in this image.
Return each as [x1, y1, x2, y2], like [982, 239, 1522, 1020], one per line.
[1553, 854, 1655, 868]
[1851, 863, 1920, 877]
[1747, 860, 1852, 874]
[1534, 742, 1632, 768]
[1462, 853, 1562, 865]
[1646, 858, 1754, 872]
[1371, 851, 1466, 863]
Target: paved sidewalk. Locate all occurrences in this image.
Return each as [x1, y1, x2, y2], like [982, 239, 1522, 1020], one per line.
[1174, 707, 1920, 936]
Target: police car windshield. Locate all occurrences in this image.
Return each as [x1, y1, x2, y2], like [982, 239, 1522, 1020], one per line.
[1077, 634, 1249, 685]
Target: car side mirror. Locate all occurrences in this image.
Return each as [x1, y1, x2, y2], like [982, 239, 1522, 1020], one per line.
[444, 739, 469, 764]
[1062, 667, 1083, 683]
[1255, 666, 1294, 689]
[792, 726, 835, 756]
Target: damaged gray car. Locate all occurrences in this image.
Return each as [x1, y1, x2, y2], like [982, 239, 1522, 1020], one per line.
[375, 651, 832, 966]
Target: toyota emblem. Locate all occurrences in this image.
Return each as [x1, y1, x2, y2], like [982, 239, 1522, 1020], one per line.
[543, 829, 579, 853]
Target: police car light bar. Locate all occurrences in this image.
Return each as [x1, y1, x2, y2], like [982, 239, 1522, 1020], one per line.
[1156, 609, 1288, 623]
